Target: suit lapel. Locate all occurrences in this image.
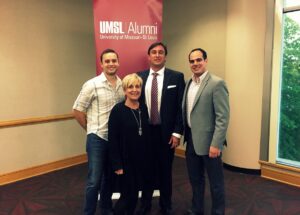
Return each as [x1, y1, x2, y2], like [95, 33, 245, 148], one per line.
[142, 70, 150, 91]
[161, 69, 170, 103]
[191, 73, 210, 111]
[183, 79, 192, 123]
[139, 70, 150, 105]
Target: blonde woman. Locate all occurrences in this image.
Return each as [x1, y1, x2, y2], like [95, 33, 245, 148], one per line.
[108, 73, 152, 215]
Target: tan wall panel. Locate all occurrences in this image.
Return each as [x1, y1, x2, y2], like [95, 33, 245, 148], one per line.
[0, 120, 86, 174]
[163, 0, 227, 80]
[223, 0, 266, 169]
[0, 0, 94, 174]
[0, 0, 95, 120]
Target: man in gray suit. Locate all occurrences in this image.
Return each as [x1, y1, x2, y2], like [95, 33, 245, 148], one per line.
[182, 48, 230, 215]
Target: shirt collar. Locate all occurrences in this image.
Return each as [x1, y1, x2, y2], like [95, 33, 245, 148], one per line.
[150, 67, 165, 76]
[99, 72, 122, 85]
[192, 71, 208, 84]
[99, 72, 107, 82]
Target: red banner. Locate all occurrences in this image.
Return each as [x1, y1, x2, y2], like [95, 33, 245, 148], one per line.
[93, 0, 163, 77]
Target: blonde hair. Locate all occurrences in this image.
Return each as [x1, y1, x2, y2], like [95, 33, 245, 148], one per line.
[122, 73, 143, 91]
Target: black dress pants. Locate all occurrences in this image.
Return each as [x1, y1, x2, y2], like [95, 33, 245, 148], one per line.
[185, 134, 225, 215]
[141, 125, 174, 210]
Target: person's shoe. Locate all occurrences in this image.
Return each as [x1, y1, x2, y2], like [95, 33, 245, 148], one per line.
[185, 209, 203, 215]
[100, 208, 114, 215]
[136, 205, 151, 215]
[160, 208, 173, 215]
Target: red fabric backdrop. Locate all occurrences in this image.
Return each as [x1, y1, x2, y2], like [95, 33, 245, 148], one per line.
[93, 0, 163, 77]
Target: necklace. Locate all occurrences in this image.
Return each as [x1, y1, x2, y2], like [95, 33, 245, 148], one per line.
[130, 108, 142, 136]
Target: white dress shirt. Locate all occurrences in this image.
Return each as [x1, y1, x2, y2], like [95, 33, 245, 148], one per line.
[187, 71, 208, 128]
[145, 67, 181, 138]
[145, 67, 165, 118]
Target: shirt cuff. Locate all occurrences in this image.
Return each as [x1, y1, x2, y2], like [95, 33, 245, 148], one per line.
[172, 133, 181, 139]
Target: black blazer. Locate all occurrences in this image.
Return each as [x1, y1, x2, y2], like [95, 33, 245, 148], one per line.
[138, 68, 185, 144]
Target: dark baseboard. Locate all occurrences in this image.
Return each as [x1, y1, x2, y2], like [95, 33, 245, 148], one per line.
[176, 148, 261, 175]
[223, 162, 261, 175]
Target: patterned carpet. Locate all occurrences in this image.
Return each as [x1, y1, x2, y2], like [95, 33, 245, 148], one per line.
[1, 157, 300, 215]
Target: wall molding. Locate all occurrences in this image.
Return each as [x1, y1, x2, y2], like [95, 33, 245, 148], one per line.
[2, 149, 300, 187]
[0, 154, 87, 186]
[1, 151, 184, 186]
[259, 160, 300, 187]
[0, 113, 74, 128]
[176, 151, 300, 187]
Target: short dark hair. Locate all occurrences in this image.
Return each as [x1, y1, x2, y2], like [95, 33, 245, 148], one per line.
[100, 49, 119, 63]
[188, 48, 207, 60]
[147, 42, 168, 55]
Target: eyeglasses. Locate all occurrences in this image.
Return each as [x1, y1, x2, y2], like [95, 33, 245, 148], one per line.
[189, 58, 203, 64]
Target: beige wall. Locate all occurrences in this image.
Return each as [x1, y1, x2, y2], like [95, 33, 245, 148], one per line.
[163, 0, 227, 79]
[0, 0, 94, 174]
[223, 0, 266, 169]
[1, 0, 269, 174]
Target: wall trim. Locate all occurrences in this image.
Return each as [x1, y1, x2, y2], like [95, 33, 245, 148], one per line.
[223, 163, 261, 175]
[1, 151, 185, 186]
[0, 113, 74, 128]
[2, 150, 300, 187]
[259, 160, 300, 187]
[0, 154, 87, 186]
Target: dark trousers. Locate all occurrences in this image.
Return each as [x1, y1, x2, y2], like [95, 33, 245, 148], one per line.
[114, 166, 140, 215]
[186, 135, 225, 215]
[141, 125, 174, 210]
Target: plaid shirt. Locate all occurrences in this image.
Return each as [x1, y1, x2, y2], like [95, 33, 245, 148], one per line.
[73, 72, 124, 140]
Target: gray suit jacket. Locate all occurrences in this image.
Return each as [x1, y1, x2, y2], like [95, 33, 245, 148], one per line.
[182, 72, 230, 155]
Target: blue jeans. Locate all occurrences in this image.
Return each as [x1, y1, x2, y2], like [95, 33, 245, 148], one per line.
[84, 134, 112, 215]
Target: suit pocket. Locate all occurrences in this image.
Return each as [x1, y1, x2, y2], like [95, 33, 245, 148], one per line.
[167, 85, 177, 89]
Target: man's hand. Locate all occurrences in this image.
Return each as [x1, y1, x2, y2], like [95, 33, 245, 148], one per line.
[115, 169, 124, 175]
[169, 135, 180, 149]
[209, 146, 221, 158]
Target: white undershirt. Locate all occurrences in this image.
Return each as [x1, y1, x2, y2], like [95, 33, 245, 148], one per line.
[187, 71, 208, 128]
[145, 67, 165, 118]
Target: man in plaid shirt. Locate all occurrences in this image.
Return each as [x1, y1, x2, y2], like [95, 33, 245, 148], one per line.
[73, 49, 124, 215]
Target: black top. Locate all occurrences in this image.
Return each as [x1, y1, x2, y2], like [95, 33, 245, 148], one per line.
[108, 101, 150, 172]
